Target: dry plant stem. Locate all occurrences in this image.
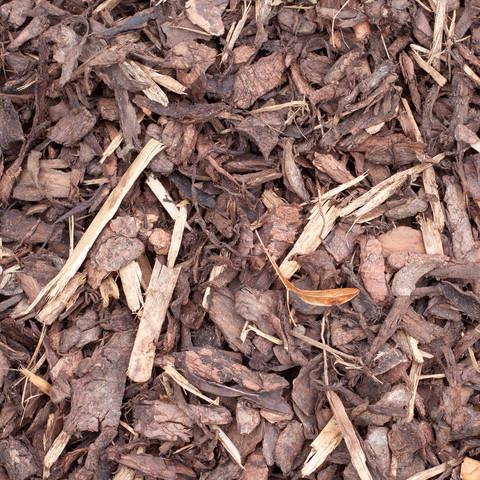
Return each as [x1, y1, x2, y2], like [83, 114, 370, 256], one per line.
[340, 164, 430, 219]
[123, 61, 168, 106]
[146, 175, 192, 230]
[167, 203, 187, 268]
[277, 172, 367, 279]
[406, 361, 422, 422]
[301, 416, 343, 476]
[127, 260, 180, 383]
[162, 363, 219, 405]
[405, 461, 451, 480]
[279, 201, 338, 279]
[20, 368, 52, 396]
[327, 391, 373, 480]
[410, 48, 447, 86]
[429, 0, 446, 69]
[291, 327, 361, 366]
[119, 261, 143, 313]
[202, 261, 228, 309]
[401, 98, 422, 141]
[211, 425, 244, 468]
[43, 430, 72, 479]
[463, 64, 480, 86]
[36, 272, 86, 325]
[93, 0, 121, 14]
[27, 139, 164, 315]
[221, 0, 251, 63]
[100, 114, 145, 164]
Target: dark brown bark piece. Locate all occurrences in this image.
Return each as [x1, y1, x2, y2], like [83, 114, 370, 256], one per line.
[0, 96, 24, 154]
[0, 438, 39, 480]
[64, 331, 134, 433]
[48, 107, 96, 146]
[133, 95, 229, 122]
[134, 399, 231, 441]
[160, 346, 289, 393]
[0, 0, 33, 28]
[313, 153, 355, 184]
[186, 0, 228, 36]
[359, 237, 388, 303]
[0, 209, 62, 244]
[112, 453, 196, 479]
[94, 236, 145, 272]
[274, 420, 304, 474]
[208, 288, 253, 354]
[231, 53, 286, 109]
[241, 451, 268, 480]
[237, 109, 285, 159]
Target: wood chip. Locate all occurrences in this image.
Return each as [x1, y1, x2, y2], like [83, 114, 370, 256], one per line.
[127, 260, 180, 382]
[26, 139, 164, 315]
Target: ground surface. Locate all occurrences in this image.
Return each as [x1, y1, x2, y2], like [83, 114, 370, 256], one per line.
[1, 0, 480, 479]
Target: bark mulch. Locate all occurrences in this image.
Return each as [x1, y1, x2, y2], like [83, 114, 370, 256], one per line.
[1, 0, 480, 479]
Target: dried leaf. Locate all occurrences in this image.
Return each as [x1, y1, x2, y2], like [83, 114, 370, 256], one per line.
[256, 232, 359, 306]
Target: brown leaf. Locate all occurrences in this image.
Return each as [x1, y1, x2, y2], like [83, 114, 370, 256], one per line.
[186, 0, 228, 36]
[257, 232, 359, 306]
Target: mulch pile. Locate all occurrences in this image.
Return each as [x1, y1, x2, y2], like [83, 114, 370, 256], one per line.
[1, 0, 480, 479]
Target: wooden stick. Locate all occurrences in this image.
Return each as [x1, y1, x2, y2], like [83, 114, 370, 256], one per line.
[26, 140, 164, 315]
[410, 48, 447, 86]
[211, 425, 244, 469]
[37, 273, 86, 325]
[127, 260, 180, 383]
[146, 175, 192, 231]
[302, 417, 343, 476]
[406, 462, 450, 480]
[327, 391, 373, 480]
[100, 114, 144, 164]
[119, 261, 143, 313]
[167, 203, 187, 268]
[279, 201, 339, 279]
[43, 430, 72, 479]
